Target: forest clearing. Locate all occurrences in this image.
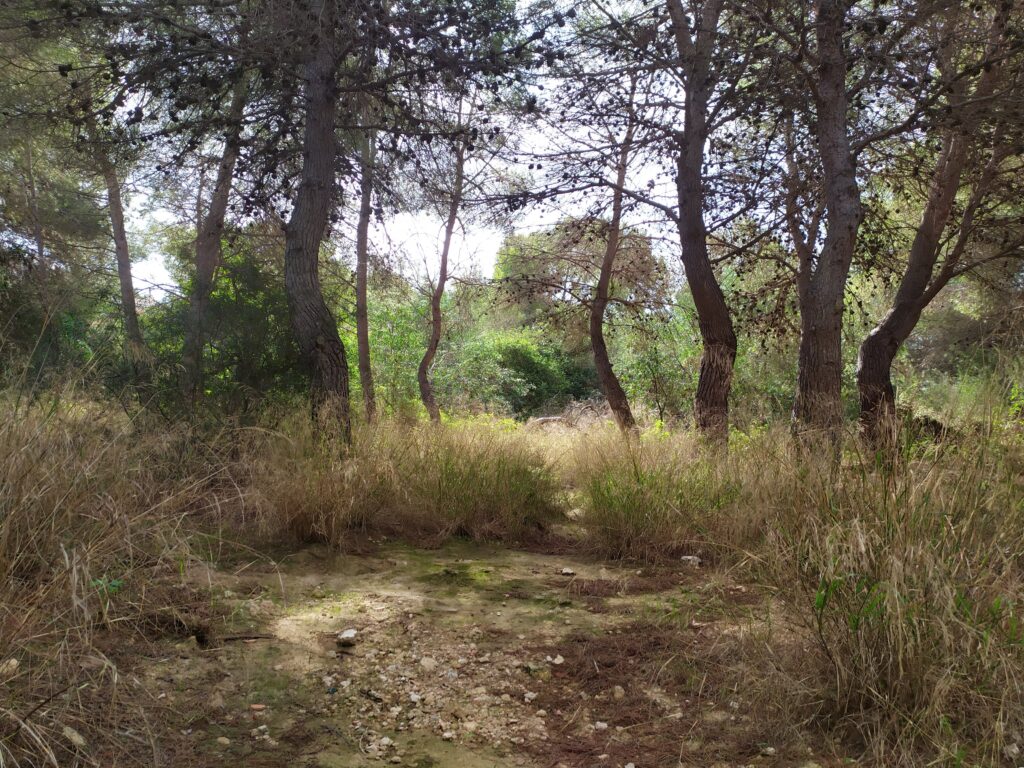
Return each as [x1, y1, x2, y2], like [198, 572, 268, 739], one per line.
[2, 0, 1023, 766]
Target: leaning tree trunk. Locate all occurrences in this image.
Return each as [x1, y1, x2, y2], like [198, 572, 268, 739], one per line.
[99, 156, 150, 389]
[667, 0, 736, 443]
[355, 121, 377, 423]
[283, 8, 351, 442]
[856, 6, 1005, 443]
[856, 137, 966, 442]
[792, 0, 863, 442]
[181, 81, 246, 409]
[591, 83, 637, 433]
[418, 146, 464, 424]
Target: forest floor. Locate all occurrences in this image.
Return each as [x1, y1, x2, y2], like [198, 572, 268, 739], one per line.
[117, 539, 843, 768]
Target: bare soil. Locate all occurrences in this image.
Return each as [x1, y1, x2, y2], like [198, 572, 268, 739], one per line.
[119, 541, 840, 768]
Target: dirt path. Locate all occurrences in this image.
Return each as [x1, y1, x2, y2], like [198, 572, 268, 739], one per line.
[135, 542, 831, 767]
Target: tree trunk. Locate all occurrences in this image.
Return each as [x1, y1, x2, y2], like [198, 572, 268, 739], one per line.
[284, 8, 351, 442]
[792, 0, 863, 441]
[418, 145, 464, 424]
[355, 121, 377, 423]
[591, 83, 637, 433]
[99, 157, 150, 388]
[667, 0, 736, 443]
[181, 81, 246, 409]
[856, 138, 965, 441]
[856, 5, 1006, 442]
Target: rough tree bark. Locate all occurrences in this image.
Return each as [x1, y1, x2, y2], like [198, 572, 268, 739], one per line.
[418, 143, 465, 423]
[180, 81, 247, 409]
[590, 81, 637, 433]
[98, 155, 150, 388]
[792, 0, 863, 441]
[856, 8, 1007, 442]
[667, 0, 737, 443]
[355, 118, 377, 423]
[284, 6, 352, 442]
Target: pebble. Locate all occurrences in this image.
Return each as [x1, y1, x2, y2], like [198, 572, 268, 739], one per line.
[441, 730, 455, 741]
[419, 657, 438, 672]
[551, 655, 564, 665]
[594, 721, 608, 730]
[560, 567, 575, 576]
[760, 746, 777, 756]
[612, 685, 625, 700]
[680, 555, 702, 567]
[216, 736, 231, 746]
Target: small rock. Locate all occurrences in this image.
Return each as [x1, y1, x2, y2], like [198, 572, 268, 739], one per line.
[612, 685, 625, 700]
[336, 628, 358, 647]
[594, 721, 608, 731]
[419, 657, 438, 672]
[551, 655, 564, 665]
[679, 555, 702, 567]
[524, 691, 538, 703]
[409, 692, 422, 704]
[216, 736, 231, 746]
[535, 709, 547, 717]
[0, 658, 19, 678]
[760, 746, 777, 757]
[378, 736, 393, 747]
[441, 730, 455, 741]
[560, 567, 575, 576]
[625, 764, 636, 768]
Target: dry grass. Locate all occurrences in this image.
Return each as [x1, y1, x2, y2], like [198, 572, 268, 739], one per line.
[566, 422, 1024, 765]
[568, 425, 764, 562]
[0, 393, 243, 766]
[249, 417, 565, 546]
[758, 437, 1024, 766]
[4, 389, 1022, 767]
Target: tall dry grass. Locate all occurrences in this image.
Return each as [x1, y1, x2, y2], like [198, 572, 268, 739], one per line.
[569, 422, 1024, 765]
[249, 418, 565, 546]
[0, 394, 242, 766]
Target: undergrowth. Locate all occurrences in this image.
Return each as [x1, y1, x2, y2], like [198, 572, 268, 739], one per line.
[3, 390, 1022, 767]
